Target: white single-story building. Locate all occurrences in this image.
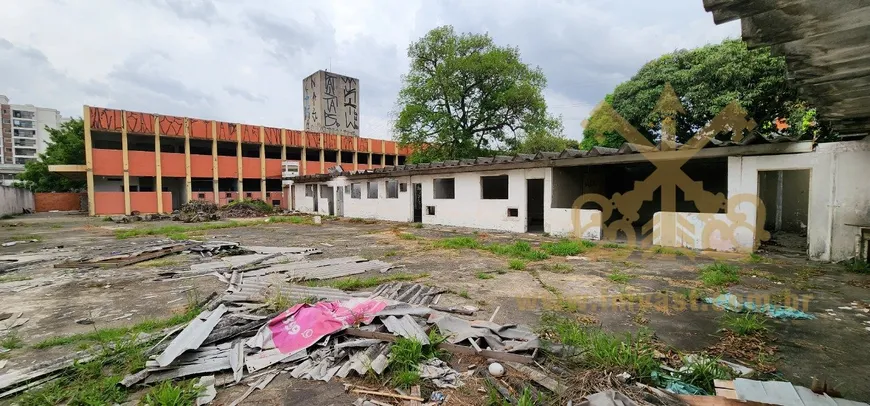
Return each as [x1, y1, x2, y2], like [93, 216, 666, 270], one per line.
[291, 137, 870, 262]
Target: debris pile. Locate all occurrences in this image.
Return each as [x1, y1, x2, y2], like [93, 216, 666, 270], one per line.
[221, 199, 273, 218]
[55, 242, 187, 269]
[174, 200, 221, 223]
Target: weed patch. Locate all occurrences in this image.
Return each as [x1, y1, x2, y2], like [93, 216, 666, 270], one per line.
[114, 222, 244, 239]
[540, 239, 593, 256]
[720, 313, 767, 336]
[602, 242, 624, 249]
[843, 258, 870, 274]
[747, 253, 766, 264]
[547, 263, 573, 273]
[652, 246, 688, 256]
[476, 272, 494, 280]
[486, 241, 549, 261]
[268, 215, 315, 225]
[398, 233, 419, 240]
[142, 380, 202, 406]
[136, 257, 184, 268]
[388, 330, 446, 388]
[539, 313, 658, 378]
[508, 259, 527, 270]
[680, 356, 735, 394]
[607, 270, 631, 284]
[34, 306, 201, 349]
[0, 274, 31, 283]
[1, 332, 23, 349]
[457, 290, 470, 299]
[314, 273, 429, 291]
[698, 262, 740, 287]
[434, 236, 481, 249]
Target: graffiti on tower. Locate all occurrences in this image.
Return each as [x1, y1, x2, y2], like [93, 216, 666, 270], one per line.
[303, 70, 360, 137]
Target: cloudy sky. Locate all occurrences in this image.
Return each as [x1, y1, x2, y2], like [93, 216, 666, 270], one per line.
[0, 0, 737, 141]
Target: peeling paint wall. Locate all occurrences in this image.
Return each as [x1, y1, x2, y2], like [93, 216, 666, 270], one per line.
[0, 186, 34, 215]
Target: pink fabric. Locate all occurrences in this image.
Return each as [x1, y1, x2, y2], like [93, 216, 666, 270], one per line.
[266, 299, 387, 354]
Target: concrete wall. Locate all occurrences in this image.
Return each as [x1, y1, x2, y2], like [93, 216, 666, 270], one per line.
[654, 139, 870, 261]
[0, 186, 34, 215]
[292, 167, 603, 239]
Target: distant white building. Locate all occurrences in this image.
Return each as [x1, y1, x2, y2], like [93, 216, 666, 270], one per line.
[0, 95, 66, 184]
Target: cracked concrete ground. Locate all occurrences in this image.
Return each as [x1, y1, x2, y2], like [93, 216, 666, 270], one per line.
[1, 212, 869, 403]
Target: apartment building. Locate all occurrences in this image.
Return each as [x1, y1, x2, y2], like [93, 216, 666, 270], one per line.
[49, 106, 410, 216]
[0, 95, 63, 165]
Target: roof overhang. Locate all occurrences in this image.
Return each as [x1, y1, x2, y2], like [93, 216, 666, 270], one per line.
[704, 0, 870, 135]
[292, 141, 814, 183]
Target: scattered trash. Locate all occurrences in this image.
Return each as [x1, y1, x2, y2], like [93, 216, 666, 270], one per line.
[488, 362, 505, 377]
[429, 390, 446, 403]
[1, 240, 38, 247]
[418, 359, 463, 388]
[174, 201, 221, 223]
[194, 375, 216, 405]
[704, 293, 815, 319]
[75, 318, 94, 325]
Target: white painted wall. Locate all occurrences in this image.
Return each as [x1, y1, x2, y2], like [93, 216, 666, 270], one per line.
[342, 176, 413, 222]
[545, 208, 602, 240]
[654, 139, 870, 261]
[0, 186, 35, 215]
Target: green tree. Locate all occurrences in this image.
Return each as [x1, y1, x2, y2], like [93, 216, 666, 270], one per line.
[16, 118, 86, 192]
[581, 39, 832, 148]
[513, 126, 579, 154]
[394, 26, 560, 162]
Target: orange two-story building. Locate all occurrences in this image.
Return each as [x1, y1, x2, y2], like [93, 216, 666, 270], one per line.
[51, 106, 410, 216]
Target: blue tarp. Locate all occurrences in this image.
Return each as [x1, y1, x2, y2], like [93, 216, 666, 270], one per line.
[703, 293, 816, 319]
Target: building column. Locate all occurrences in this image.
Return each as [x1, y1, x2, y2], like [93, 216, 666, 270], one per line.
[211, 121, 219, 204]
[259, 126, 266, 198]
[301, 130, 307, 176]
[337, 135, 343, 167]
[319, 135, 325, 173]
[381, 140, 386, 168]
[154, 116, 164, 214]
[281, 129, 288, 209]
[236, 124, 243, 196]
[183, 118, 192, 204]
[367, 139, 372, 168]
[394, 153, 399, 166]
[353, 137, 358, 171]
[83, 106, 96, 216]
[121, 111, 131, 215]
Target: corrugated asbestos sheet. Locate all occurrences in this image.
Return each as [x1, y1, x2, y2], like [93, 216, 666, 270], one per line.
[239, 256, 390, 280]
[371, 282, 442, 305]
[222, 279, 370, 303]
[381, 315, 429, 344]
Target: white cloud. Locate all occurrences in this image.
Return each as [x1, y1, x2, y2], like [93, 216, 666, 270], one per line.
[0, 0, 738, 141]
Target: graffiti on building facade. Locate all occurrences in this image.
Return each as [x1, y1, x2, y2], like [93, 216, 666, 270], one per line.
[303, 70, 360, 137]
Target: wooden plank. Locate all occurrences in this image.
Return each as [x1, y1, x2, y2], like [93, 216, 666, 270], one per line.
[677, 395, 776, 406]
[408, 386, 422, 406]
[344, 328, 534, 364]
[716, 388, 739, 399]
[716, 379, 737, 390]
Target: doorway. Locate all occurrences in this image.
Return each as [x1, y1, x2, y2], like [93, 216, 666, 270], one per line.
[757, 169, 810, 256]
[322, 185, 335, 216]
[527, 179, 544, 233]
[335, 186, 344, 217]
[412, 183, 422, 223]
[312, 185, 319, 212]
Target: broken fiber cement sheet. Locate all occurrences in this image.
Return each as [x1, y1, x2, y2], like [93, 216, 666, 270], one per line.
[429, 313, 539, 352]
[704, 293, 815, 320]
[155, 305, 227, 367]
[246, 299, 387, 354]
[732, 378, 869, 406]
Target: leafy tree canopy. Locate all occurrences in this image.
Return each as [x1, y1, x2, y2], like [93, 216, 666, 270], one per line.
[581, 39, 833, 149]
[394, 26, 561, 162]
[16, 118, 86, 192]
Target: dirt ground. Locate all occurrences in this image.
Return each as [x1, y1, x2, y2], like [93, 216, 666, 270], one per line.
[1, 212, 869, 404]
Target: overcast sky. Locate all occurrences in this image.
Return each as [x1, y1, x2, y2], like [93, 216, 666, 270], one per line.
[0, 0, 737, 141]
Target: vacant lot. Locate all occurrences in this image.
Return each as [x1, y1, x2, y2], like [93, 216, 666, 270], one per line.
[0, 212, 868, 403]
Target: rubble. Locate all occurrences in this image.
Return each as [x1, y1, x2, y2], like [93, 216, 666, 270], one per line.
[222, 199, 273, 218]
[173, 201, 221, 223]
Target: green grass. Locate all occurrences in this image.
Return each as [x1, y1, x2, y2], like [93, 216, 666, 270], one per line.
[699, 262, 740, 287]
[224, 198, 273, 214]
[680, 355, 736, 395]
[0, 274, 31, 283]
[114, 221, 244, 239]
[398, 233, 419, 240]
[653, 246, 687, 256]
[388, 330, 446, 388]
[434, 236, 481, 249]
[135, 257, 184, 268]
[142, 380, 202, 406]
[265, 288, 293, 312]
[748, 252, 765, 264]
[602, 242, 624, 249]
[539, 313, 658, 378]
[268, 215, 315, 224]
[314, 273, 429, 291]
[843, 258, 870, 274]
[1, 332, 23, 349]
[508, 259, 527, 270]
[412, 223, 423, 228]
[384, 250, 398, 258]
[15, 337, 149, 405]
[457, 290, 470, 299]
[720, 313, 767, 336]
[33, 305, 202, 349]
[607, 270, 631, 284]
[547, 263, 573, 273]
[476, 272, 494, 280]
[540, 239, 595, 256]
[486, 241, 549, 261]
[9, 234, 42, 242]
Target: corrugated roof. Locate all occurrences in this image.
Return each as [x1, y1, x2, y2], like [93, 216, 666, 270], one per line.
[292, 135, 819, 182]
